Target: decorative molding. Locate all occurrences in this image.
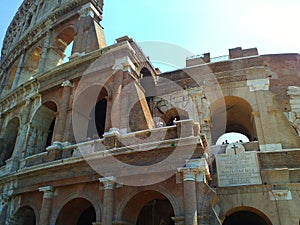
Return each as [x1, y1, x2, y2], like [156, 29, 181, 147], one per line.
[99, 176, 116, 190]
[259, 143, 282, 152]
[177, 158, 210, 183]
[247, 78, 269, 92]
[39, 186, 55, 199]
[269, 189, 292, 201]
[61, 80, 73, 88]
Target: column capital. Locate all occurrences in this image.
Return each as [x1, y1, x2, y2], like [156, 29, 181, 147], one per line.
[61, 80, 73, 88]
[177, 158, 210, 183]
[112, 56, 136, 73]
[78, 3, 100, 18]
[99, 176, 116, 190]
[178, 168, 198, 181]
[39, 186, 55, 198]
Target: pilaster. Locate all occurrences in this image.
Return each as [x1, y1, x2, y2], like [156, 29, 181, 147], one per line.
[52, 80, 73, 142]
[11, 52, 25, 89]
[177, 158, 211, 225]
[37, 31, 52, 74]
[99, 177, 116, 225]
[39, 186, 55, 225]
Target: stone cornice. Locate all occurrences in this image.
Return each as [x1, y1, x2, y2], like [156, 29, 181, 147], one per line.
[0, 79, 39, 116]
[37, 41, 135, 90]
[0, 40, 139, 113]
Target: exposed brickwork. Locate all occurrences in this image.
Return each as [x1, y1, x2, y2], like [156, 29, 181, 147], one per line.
[0, 1, 300, 225]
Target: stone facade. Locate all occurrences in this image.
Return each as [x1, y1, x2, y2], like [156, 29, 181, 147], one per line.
[0, 1, 300, 225]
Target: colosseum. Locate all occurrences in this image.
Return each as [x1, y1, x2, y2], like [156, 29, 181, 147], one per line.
[0, 0, 300, 225]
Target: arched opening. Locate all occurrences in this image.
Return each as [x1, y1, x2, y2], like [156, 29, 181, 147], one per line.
[73, 85, 110, 142]
[223, 210, 272, 225]
[140, 67, 156, 115]
[21, 46, 42, 83]
[12, 206, 36, 225]
[56, 198, 96, 225]
[87, 98, 107, 139]
[2, 60, 18, 92]
[55, 27, 75, 66]
[211, 96, 257, 145]
[216, 132, 250, 145]
[0, 117, 20, 166]
[122, 190, 175, 225]
[26, 101, 57, 156]
[63, 40, 74, 63]
[162, 108, 189, 126]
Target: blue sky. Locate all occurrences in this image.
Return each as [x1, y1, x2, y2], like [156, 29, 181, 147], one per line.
[1, 0, 299, 59]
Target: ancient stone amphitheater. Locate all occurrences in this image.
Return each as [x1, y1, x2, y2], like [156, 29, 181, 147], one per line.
[0, 0, 300, 225]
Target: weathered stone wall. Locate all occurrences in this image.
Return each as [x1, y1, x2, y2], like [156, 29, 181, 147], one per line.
[0, 1, 300, 224]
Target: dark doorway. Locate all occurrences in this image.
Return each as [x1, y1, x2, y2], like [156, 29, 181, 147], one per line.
[137, 199, 174, 225]
[77, 206, 96, 225]
[0, 118, 19, 166]
[46, 118, 56, 148]
[56, 198, 96, 225]
[223, 211, 271, 225]
[88, 98, 107, 138]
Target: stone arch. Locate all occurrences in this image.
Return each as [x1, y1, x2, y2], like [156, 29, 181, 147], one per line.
[210, 96, 257, 144]
[223, 206, 272, 225]
[162, 108, 189, 126]
[52, 193, 101, 225]
[51, 26, 76, 66]
[10, 205, 37, 225]
[51, 192, 102, 225]
[73, 84, 110, 141]
[0, 117, 20, 166]
[26, 101, 58, 156]
[20, 45, 42, 84]
[87, 87, 109, 139]
[118, 189, 178, 225]
[2, 60, 18, 91]
[116, 186, 182, 223]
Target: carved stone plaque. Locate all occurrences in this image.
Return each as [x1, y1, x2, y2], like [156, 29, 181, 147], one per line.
[216, 143, 262, 187]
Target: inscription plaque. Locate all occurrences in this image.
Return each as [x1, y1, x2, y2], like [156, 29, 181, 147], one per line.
[216, 143, 262, 187]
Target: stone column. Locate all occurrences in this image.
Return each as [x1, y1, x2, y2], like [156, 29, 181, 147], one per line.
[181, 168, 198, 225]
[11, 52, 25, 89]
[37, 31, 51, 74]
[6, 98, 33, 172]
[99, 177, 116, 225]
[178, 158, 211, 225]
[63, 110, 73, 143]
[39, 186, 55, 225]
[13, 98, 32, 154]
[72, 3, 106, 54]
[110, 70, 124, 132]
[52, 80, 73, 142]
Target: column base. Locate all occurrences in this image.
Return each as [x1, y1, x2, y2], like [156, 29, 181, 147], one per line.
[172, 216, 184, 225]
[113, 220, 134, 225]
[46, 142, 63, 161]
